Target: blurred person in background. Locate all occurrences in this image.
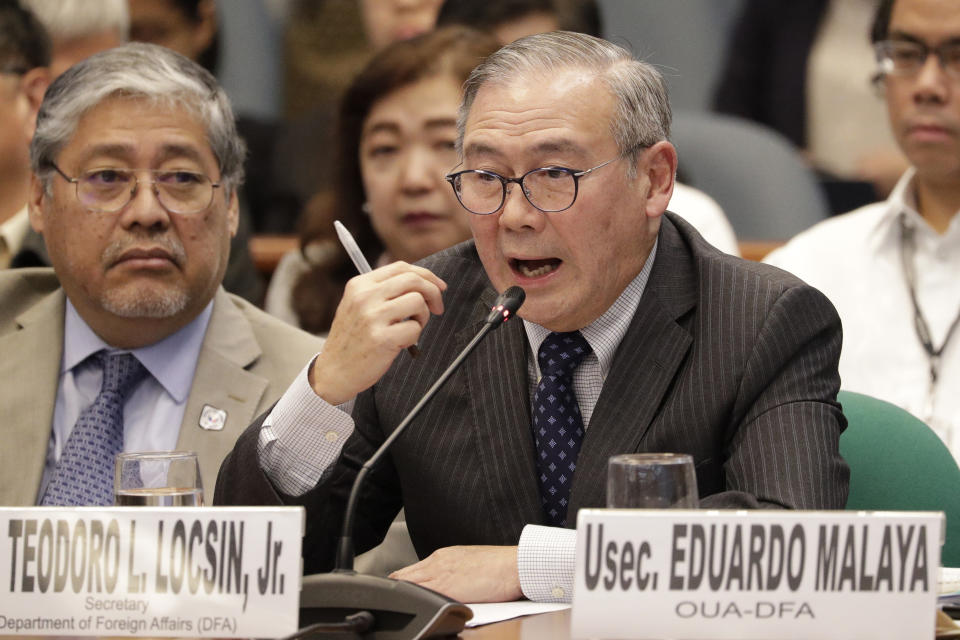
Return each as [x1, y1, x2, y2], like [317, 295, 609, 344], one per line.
[277, 0, 449, 230]
[765, 0, 960, 459]
[265, 26, 500, 334]
[15, 0, 264, 304]
[126, 0, 298, 241]
[714, 0, 908, 213]
[22, 0, 127, 78]
[360, 0, 444, 51]
[436, 0, 601, 44]
[0, 0, 49, 269]
[128, 0, 217, 69]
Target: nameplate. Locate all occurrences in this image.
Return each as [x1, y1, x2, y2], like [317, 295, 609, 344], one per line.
[571, 509, 941, 640]
[0, 507, 303, 638]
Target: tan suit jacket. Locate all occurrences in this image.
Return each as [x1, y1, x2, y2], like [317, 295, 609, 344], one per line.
[0, 267, 323, 505]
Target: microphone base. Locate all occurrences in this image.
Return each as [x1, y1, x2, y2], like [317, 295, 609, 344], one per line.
[299, 571, 473, 639]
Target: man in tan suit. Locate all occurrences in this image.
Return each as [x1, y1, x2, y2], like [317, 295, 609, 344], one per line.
[0, 42, 322, 505]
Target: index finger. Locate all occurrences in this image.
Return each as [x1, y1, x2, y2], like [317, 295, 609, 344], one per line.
[370, 261, 447, 292]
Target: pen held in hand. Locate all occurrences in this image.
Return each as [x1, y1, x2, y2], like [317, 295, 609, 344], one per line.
[334, 220, 420, 358]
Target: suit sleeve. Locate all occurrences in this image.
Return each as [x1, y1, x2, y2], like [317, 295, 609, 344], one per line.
[700, 282, 849, 510]
[215, 389, 403, 574]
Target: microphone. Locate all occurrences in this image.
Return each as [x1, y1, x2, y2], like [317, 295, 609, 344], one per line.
[299, 286, 525, 639]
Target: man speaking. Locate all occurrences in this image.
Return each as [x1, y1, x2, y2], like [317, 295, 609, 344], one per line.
[217, 32, 849, 603]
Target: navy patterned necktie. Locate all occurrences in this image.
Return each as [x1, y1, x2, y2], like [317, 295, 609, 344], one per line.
[41, 351, 148, 506]
[532, 331, 592, 526]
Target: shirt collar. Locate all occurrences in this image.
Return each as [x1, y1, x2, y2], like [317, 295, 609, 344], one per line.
[523, 239, 658, 379]
[62, 298, 214, 403]
[868, 168, 960, 251]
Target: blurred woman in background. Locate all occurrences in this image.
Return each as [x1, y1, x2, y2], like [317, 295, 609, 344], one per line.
[265, 26, 499, 333]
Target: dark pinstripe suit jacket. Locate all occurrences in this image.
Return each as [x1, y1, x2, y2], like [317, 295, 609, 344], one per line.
[216, 213, 849, 574]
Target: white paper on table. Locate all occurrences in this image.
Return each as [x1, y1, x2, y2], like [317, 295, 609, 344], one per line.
[465, 601, 570, 627]
[941, 567, 960, 594]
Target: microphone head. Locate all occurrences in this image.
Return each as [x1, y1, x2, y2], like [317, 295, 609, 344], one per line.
[486, 286, 525, 325]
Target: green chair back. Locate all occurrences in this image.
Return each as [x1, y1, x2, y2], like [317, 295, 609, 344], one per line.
[838, 390, 960, 566]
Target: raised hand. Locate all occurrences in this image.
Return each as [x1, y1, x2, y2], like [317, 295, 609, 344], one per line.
[309, 261, 446, 405]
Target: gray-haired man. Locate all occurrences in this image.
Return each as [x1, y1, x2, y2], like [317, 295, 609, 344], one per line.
[218, 31, 849, 603]
[0, 43, 322, 507]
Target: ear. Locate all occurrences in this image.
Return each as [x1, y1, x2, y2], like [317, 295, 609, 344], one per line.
[27, 172, 47, 234]
[20, 67, 50, 140]
[226, 189, 239, 238]
[640, 140, 677, 220]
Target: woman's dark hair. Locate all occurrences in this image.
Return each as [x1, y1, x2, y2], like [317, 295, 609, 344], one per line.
[0, 0, 51, 71]
[871, 0, 896, 44]
[290, 25, 499, 333]
[166, 0, 220, 72]
[436, 0, 602, 38]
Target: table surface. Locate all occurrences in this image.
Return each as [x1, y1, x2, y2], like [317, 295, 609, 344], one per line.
[18, 607, 960, 639]
[15, 613, 572, 640]
[460, 608, 960, 640]
[461, 609, 570, 639]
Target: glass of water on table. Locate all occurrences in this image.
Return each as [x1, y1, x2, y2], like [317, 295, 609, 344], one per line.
[114, 451, 203, 506]
[607, 453, 699, 508]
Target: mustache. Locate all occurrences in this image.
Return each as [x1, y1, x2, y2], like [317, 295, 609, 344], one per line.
[102, 232, 187, 268]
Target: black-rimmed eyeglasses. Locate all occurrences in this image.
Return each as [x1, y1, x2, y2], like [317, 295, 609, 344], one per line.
[873, 39, 960, 79]
[49, 163, 221, 214]
[445, 155, 624, 215]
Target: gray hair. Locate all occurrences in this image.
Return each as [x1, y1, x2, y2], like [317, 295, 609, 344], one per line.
[31, 42, 246, 194]
[21, 0, 129, 42]
[457, 31, 671, 170]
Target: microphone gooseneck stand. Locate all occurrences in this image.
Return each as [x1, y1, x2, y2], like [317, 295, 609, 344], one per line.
[297, 287, 526, 640]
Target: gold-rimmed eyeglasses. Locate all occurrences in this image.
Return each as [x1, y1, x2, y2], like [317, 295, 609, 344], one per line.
[49, 163, 221, 214]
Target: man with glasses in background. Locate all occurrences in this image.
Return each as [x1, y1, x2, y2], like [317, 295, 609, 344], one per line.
[766, 0, 960, 460]
[0, 43, 322, 507]
[218, 32, 848, 603]
[0, 1, 49, 270]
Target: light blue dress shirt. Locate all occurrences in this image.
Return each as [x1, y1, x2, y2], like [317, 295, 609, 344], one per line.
[39, 299, 213, 500]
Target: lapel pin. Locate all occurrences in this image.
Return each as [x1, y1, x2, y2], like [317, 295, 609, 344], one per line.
[199, 404, 227, 431]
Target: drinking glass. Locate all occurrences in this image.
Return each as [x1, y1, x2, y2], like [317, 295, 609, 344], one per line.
[606, 453, 698, 508]
[114, 451, 203, 506]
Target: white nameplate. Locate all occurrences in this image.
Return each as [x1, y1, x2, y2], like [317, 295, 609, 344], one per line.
[0, 507, 303, 638]
[572, 509, 941, 640]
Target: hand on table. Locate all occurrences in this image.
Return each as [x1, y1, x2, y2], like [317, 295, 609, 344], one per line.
[310, 261, 446, 405]
[390, 545, 523, 603]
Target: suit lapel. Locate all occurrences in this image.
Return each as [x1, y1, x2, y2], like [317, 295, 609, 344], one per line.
[570, 219, 698, 513]
[462, 288, 544, 530]
[176, 289, 268, 498]
[0, 290, 65, 505]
